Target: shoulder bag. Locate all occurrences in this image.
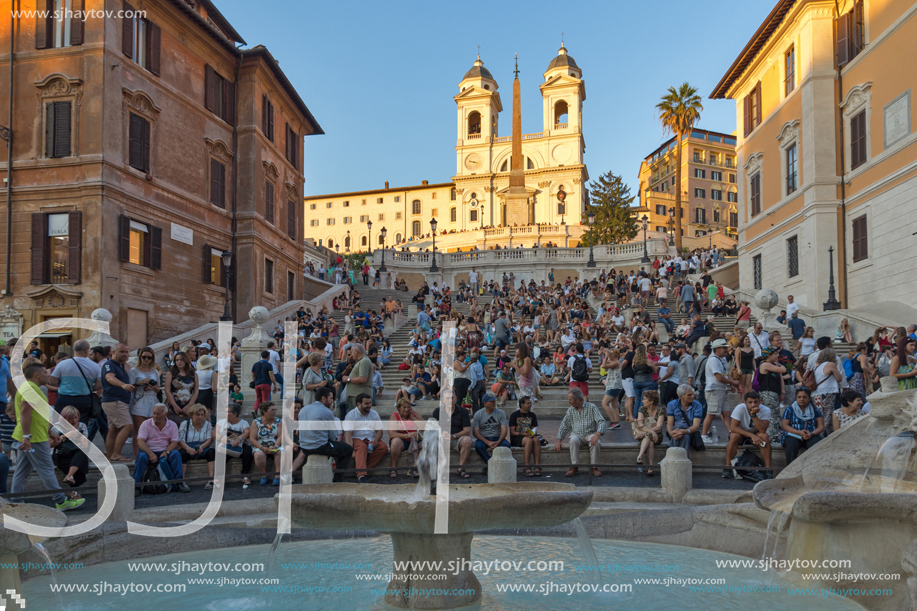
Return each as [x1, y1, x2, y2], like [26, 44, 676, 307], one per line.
[73, 359, 103, 419]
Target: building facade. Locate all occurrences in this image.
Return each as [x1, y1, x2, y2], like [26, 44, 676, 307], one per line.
[0, 0, 322, 352]
[711, 0, 916, 312]
[636, 129, 739, 244]
[303, 46, 589, 250]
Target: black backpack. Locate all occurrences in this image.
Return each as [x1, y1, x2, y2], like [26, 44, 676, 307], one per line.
[572, 355, 589, 382]
[141, 463, 169, 495]
[694, 355, 709, 388]
[735, 450, 766, 483]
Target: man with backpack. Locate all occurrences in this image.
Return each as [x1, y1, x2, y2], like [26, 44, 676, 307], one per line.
[567, 343, 592, 400]
[725, 391, 772, 480]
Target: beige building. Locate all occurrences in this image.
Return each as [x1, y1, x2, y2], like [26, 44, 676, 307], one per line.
[304, 46, 589, 251]
[635, 129, 739, 245]
[711, 0, 917, 313]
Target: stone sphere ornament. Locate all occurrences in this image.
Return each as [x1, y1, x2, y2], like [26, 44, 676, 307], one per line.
[248, 306, 269, 326]
[754, 289, 779, 314]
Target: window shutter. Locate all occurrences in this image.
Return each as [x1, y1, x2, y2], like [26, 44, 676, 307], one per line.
[267, 100, 274, 141]
[287, 200, 296, 240]
[754, 83, 762, 127]
[70, 0, 84, 46]
[265, 181, 274, 224]
[129, 113, 143, 170]
[149, 22, 161, 76]
[837, 12, 851, 66]
[204, 64, 215, 111]
[30, 213, 48, 285]
[211, 159, 225, 208]
[67, 211, 82, 284]
[222, 79, 234, 125]
[35, 0, 51, 50]
[743, 95, 751, 136]
[262, 94, 267, 134]
[122, 2, 134, 58]
[856, 112, 867, 167]
[203, 243, 212, 283]
[45, 103, 55, 158]
[54, 101, 71, 158]
[119, 215, 131, 261]
[141, 117, 151, 173]
[150, 225, 162, 270]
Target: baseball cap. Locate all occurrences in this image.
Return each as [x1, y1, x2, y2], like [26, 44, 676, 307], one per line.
[673, 343, 687, 349]
[482, 394, 497, 403]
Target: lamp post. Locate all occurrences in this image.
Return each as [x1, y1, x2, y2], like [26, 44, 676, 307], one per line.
[378, 226, 388, 272]
[641, 214, 650, 263]
[367, 220, 372, 256]
[667, 206, 675, 246]
[586, 209, 596, 268]
[345, 230, 351, 253]
[429, 217, 439, 272]
[219, 250, 233, 321]
[823, 246, 842, 311]
[480, 204, 485, 230]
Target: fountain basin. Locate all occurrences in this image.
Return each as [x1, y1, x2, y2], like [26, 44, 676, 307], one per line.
[284, 482, 592, 609]
[0, 503, 68, 594]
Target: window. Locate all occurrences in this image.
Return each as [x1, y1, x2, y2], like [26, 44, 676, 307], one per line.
[412, 220, 422, 236]
[730, 210, 739, 227]
[394, 196, 400, 202]
[786, 143, 798, 194]
[726, 157, 736, 168]
[287, 200, 296, 240]
[264, 259, 274, 294]
[694, 188, 705, 199]
[326, 202, 333, 208]
[378, 235, 384, 245]
[309, 219, 318, 227]
[711, 190, 722, 201]
[750, 173, 761, 216]
[431, 208, 438, 218]
[432, 192, 437, 200]
[695, 208, 706, 224]
[728, 173, 736, 183]
[727, 192, 738, 203]
[709, 153, 719, 165]
[361, 236, 367, 247]
[362, 199, 367, 205]
[693, 153, 703, 163]
[359, 215, 368, 223]
[713, 208, 721, 223]
[470, 209, 478, 222]
[210, 159, 226, 208]
[671, 177, 676, 186]
[743, 81, 762, 136]
[119, 215, 161, 270]
[395, 212, 402, 220]
[121, 5, 160, 75]
[377, 197, 383, 204]
[852, 214, 868, 262]
[128, 113, 150, 173]
[34, 0, 85, 49]
[378, 214, 384, 221]
[343, 201, 350, 207]
[394, 233, 401, 243]
[34, 212, 82, 284]
[206, 247, 225, 286]
[785, 46, 796, 95]
[45, 100, 71, 158]
[787, 236, 799, 278]
[285, 123, 299, 169]
[343, 217, 351, 224]
[837, 0, 865, 66]
[326, 218, 335, 225]
[309, 203, 316, 210]
[261, 95, 274, 142]
[450, 207, 457, 222]
[450, 188, 456, 201]
[850, 110, 867, 169]
[264, 181, 275, 224]
[204, 65, 235, 124]
[753, 255, 762, 290]
[655, 205, 667, 216]
[467, 111, 481, 136]
[694, 169, 705, 179]
[412, 200, 422, 215]
[711, 171, 722, 181]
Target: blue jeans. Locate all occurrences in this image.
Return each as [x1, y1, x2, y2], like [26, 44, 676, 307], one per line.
[632, 380, 658, 418]
[683, 300, 693, 313]
[274, 373, 285, 397]
[0, 452, 10, 494]
[133, 449, 183, 491]
[474, 436, 510, 463]
[659, 317, 674, 333]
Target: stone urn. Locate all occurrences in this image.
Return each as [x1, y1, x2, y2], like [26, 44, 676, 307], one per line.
[754, 289, 780, 330]
[86, 308, 118, 348]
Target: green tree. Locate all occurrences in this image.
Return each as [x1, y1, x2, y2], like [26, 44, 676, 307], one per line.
[656, 82, 704, 250]
[584, 171, 638, 245]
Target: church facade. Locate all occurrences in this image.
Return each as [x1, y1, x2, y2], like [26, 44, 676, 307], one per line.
[303, 46, 589, 252]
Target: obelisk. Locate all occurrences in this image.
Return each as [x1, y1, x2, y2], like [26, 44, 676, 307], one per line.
[503, 55, 530, 226]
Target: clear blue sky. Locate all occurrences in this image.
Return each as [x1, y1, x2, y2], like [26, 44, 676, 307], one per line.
[216, 0, 776, 197]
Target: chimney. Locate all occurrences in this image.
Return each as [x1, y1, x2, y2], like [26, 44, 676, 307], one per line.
[422, 180, 429, 186]
[384, 181, 389, 189]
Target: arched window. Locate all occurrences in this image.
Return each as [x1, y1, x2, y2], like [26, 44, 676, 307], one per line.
[450, 188, 456, 201]
[344, 236, 351, 249]
[378, 234, 384, 245]
[412, 221, 422, 236]
[450, 207, 457, 222]
[500, 159, 508, 172]
[467, 111, 481, 136]
[412, 200, 421, 215]
[527, 157, 534, 170]
[395, 233, 402, 244]
[361, 236, 367, 246]
[554, 100, 569, 125]
[327, 238, 334, 248]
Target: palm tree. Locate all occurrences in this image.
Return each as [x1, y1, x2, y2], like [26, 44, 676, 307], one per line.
[656, 83, 704, 250]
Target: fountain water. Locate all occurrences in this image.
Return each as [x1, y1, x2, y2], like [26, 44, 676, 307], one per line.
[264, 532, 285, 578]
[31, 542, 63, 608]
[572, 517, 600, 585]
[858, 431, 916, 493]
[411, 418, 439, 502]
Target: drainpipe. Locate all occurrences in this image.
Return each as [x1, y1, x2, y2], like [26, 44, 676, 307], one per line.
[231, 49, 241, 320]
[4, 7, 13, 296]
[835, 0, 849, 308]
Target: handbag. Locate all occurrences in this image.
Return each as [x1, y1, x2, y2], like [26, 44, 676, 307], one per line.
[72, 358, 103, 419]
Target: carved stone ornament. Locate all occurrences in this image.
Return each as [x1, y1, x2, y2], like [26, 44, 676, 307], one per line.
[840, 82, 872, 114]
[537, 180, 552, 188]
[205, 138, 233, 161]
[34, 74, 83, 101]
[572, 178, 581, 185]
[744, 152, 764, 173]
[776, 119, 800, 144]
[262, 161, 280, 181]
[483, 186, 495, 193]
[285, 182, 300, 200]
[122, 88, 162, 120]
[0, 306, 23, 344]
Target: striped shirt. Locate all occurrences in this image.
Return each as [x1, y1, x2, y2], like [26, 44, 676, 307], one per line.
[557, 402, 607, 440]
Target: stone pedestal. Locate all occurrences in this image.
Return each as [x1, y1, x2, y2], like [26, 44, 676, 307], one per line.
[386, 531, 482, 610]
[660, 446, 692, 503]
[302, 454, 334, 485]
[487, 446, 517, 483]
[86, 308, 118, 348]
[240, 306, 272, 398]
[97, 464, 135, 522]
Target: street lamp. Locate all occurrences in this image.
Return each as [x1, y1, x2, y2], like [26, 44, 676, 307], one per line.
[480, 204, 485, 230]
[586, 209, 596, 268]
[429, 217, 439, 272]
[378, 226, 388, 272]
[345, 230, 351, 253]
[219, 250, 233, 321]
[641, 214, 650, 263]
[367, 220, 373, 256]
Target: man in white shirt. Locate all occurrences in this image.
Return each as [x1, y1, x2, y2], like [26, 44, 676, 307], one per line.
[468, 268, 479, 295]
[703, 339, 742, 441]
[343, 393, 387, 483]
[785, 295, 799, 319]
[749, 323, 770, 358]
[725, 392, 772, 478]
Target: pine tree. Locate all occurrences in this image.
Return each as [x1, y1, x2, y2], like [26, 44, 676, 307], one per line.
[584, 171, 638, 245]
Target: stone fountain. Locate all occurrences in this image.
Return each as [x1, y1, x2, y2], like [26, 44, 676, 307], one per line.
[0, 502, 68, 593]
[753, 377, 917, 611]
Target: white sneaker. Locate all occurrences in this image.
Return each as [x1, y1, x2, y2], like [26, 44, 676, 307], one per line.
[701, 435, 713, 443]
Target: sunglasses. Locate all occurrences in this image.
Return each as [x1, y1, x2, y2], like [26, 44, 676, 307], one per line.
[141, 355, 153, 360]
